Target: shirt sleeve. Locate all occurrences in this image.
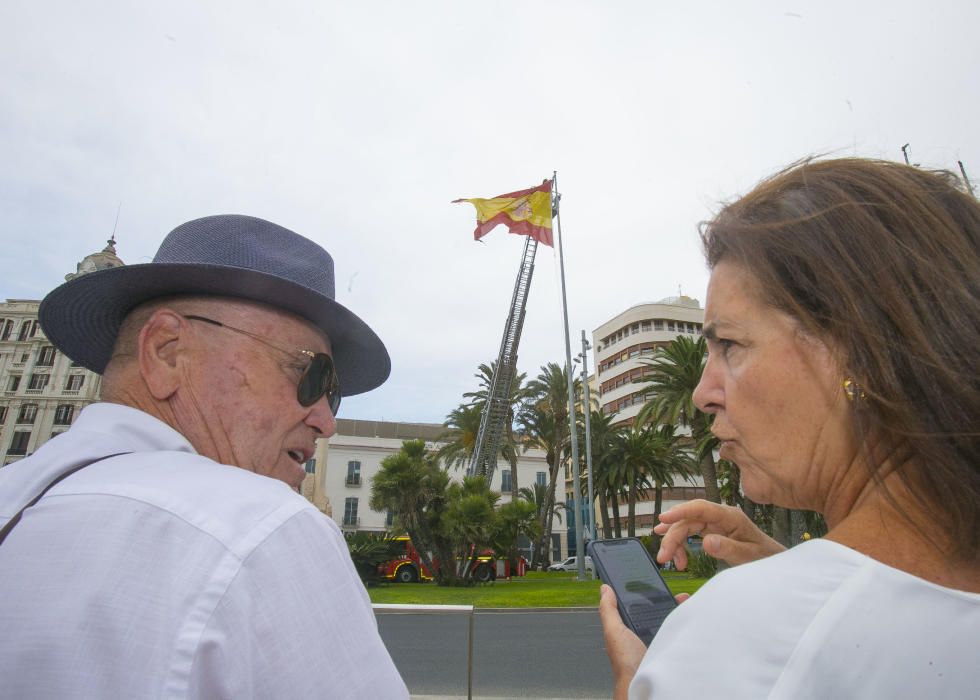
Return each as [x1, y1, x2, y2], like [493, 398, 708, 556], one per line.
[186, 508, 408, 699]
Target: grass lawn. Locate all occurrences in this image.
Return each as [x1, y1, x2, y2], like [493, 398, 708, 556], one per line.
[367, 570, 707, 608]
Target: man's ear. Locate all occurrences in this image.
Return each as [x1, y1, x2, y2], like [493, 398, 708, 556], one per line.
[137, 309, 188, 401]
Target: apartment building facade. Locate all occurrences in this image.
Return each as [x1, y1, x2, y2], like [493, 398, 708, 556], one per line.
[582, 296, 707, 535]
[0, 240, 123, 465]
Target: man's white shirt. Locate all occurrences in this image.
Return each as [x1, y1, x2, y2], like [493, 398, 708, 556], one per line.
[0, 402, 408, 699]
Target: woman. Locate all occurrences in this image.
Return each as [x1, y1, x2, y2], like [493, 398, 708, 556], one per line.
[600, 158, 980, 699]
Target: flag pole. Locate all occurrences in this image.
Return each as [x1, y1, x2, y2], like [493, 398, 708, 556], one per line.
[553, 171, 586, 581]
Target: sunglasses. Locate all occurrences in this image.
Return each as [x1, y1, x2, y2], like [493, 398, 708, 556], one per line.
[184, 315, 341, 415]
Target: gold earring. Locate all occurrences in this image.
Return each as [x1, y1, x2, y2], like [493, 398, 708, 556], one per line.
[843, 378, 866, 401]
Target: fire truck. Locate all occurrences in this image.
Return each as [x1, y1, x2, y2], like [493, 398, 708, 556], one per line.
[378, 536, 527, 583]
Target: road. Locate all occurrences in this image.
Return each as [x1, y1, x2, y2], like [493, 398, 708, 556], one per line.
[376, 608, 613, 699]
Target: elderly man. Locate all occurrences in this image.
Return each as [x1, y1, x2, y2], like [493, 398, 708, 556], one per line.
[0, 215, 409, 698]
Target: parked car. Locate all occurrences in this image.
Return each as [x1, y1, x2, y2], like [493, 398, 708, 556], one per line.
[547, 555, 594, 572]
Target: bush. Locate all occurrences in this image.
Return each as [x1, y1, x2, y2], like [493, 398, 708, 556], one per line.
[685, 549, 718, 579]
[345, 531, 402, 586]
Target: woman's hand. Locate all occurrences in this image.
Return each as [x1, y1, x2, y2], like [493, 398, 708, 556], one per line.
[654, 499, 785, 570]
[598, 584, 648, 700]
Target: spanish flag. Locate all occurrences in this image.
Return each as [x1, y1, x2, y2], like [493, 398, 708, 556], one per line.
[453, 179, 554, 247]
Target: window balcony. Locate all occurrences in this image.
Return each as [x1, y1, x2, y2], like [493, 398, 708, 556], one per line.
[341, 516, 360, 528]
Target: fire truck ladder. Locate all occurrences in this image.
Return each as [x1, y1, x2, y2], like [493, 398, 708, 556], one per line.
[467, 234, 539, 484]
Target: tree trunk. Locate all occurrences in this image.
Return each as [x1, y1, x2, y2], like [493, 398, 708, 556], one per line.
[654, 480, 664, 524]
[741, 497, 757, 523]
[790, 509, 807, 545]
[627, 485, 637, 537]
[598, 490, 611, 539]
[610, 492, 622, 538]
[509, 451, 519, 502]
[771, 506, 792, 548]
[537, 459, 561, 567]
[693, 416, 722, 503]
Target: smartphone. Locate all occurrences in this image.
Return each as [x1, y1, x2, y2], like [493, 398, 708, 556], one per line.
[588, 537, 677, 646]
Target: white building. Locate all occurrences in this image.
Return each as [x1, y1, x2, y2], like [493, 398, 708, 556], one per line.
[582, 296, 707, 535]
[301, 418, 568, 560]
[1, 239, 123, 465]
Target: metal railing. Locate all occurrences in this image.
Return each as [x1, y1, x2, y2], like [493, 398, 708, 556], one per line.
[372, 603, 475, 699]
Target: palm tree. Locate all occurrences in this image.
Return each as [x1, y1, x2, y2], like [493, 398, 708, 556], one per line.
[609, 424, 656, 536]
[437, 403, 483, 472]
[443, 476, 500, 579]
[493, 498, 540, 574]
[517, 483, 561, 525]
[369, 439, 448, 579]
[637, 335, 721, 503]
[462, 361, 528, 494]
[518, 401, 563, 567]
[582, 409, 620, 539]
[518, 362, 579, 568]
[644, 424, 695, 533]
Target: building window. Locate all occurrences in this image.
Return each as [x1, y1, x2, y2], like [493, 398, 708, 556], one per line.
[346, 460, 361, 486]
[17, 404, 38, 424]
[27, 374, 49, 392]
[641, 321, 651, 331]
[536, 471, 546, 487]
[1, 320, 12, 340]
[0, 405, 6, 424]
[17, 322, 30, 341]
[37, 346, 57, 366]
[654, 320, 663, 330]
[343, 497, 359, 526]
[386, 510, 394, 528]
[304, 458, 316, 474]
[54, 404, 74, 425]
[501, 470, 512, 493]
[667, 321, 676, 332]
[8, 431, 31, 456]
[7, 376, 21, 392]
[65, 375, 85, 391]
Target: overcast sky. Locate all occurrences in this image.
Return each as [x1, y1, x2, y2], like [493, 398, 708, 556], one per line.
[2, 1, 977, 423]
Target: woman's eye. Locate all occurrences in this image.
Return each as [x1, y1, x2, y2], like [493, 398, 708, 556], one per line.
[716, 338, 736, 355]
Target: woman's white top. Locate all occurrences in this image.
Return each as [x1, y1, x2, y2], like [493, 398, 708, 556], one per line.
[631, 538, 980, 699]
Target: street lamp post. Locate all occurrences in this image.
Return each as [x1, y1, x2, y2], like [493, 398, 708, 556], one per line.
[580, 331, 597, 547]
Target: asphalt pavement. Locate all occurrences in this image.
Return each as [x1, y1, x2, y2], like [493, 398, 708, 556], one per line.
[376, 608, 613, 699]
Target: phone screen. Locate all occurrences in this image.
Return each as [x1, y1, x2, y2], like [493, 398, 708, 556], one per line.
[588, 538, 677, 645]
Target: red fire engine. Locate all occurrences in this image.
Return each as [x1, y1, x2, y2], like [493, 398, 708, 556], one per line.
[378, 536, 527, 583]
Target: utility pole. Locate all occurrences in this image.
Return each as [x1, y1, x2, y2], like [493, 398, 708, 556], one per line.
[553, 171, 586, 581]
[580, 330, 597, 550]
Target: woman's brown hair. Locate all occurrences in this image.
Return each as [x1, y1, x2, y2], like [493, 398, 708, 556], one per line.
[701, 157, 980, 561]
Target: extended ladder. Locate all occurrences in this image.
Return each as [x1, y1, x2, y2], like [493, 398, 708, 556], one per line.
[467, 234, 538, 483]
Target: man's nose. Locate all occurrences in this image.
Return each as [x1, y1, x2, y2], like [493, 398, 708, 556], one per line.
[305, 396, 337, 438]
